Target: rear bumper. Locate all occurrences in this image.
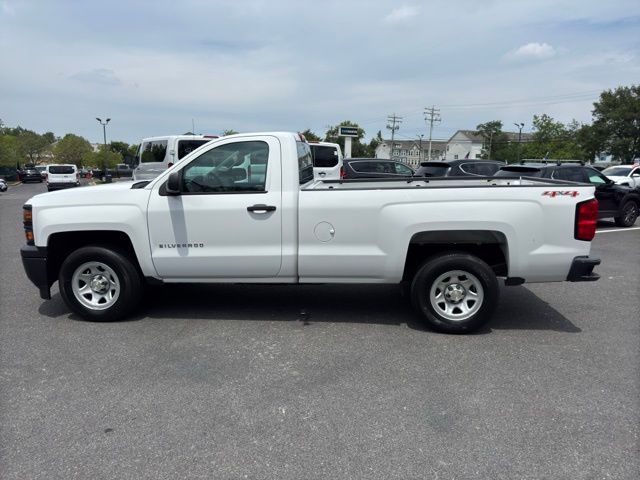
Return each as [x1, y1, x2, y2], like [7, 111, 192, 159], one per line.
[566, 256, 601, 282]
[20, 245, 52, 299]
[47, 182, 78, 190]
[21, 175, 42, 182]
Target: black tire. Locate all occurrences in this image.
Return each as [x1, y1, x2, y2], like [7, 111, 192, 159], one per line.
[58, 246, 142, 321]
[410, 252, 499, 333]
[614, 200, 639, 227]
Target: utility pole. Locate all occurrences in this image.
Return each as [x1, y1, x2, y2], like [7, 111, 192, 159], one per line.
[424, 106, 441, 161]
[488, 131, 493, 160]
[386, 114, 402, 160]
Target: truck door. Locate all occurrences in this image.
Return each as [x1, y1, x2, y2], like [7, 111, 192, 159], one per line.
[147, 135, 282, 278]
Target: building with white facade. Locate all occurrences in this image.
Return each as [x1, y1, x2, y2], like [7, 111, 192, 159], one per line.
[375, 139, 447, 167]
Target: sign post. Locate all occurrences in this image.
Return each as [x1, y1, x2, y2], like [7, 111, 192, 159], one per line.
[338, 126, 358, 158]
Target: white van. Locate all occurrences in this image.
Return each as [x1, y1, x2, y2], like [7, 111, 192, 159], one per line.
[308, 141, 344, 180]
[46, 164, 79, 191]
[133, 135, 217, 181]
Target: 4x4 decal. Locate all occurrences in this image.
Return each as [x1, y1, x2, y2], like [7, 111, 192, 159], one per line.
[542, 191, 579, 198]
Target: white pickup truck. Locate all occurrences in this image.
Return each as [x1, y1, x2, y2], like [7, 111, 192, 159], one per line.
[21, 132, 601, 333]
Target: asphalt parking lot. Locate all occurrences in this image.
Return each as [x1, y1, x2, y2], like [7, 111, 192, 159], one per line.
[1, 182, 638, 480]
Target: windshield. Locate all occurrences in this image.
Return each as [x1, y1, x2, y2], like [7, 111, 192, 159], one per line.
[602, 166, 632, 176]
[48, 166, 75, 174]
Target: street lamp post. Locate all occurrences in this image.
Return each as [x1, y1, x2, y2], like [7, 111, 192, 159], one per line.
[514, 122, 524, 163]
[418, 134, 424, 165]
[96, 117, 111, 179]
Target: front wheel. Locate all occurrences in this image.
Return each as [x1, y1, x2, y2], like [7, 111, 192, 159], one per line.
[614, 200, 639, 227]
[410, 253, 499, 333]
[58, 246, 142, 321]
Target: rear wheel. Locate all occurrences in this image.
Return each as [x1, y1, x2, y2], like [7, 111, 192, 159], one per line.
[410, 253, 499, 333]
[614, 200, 639, 227]
[58, 246, 142, 321]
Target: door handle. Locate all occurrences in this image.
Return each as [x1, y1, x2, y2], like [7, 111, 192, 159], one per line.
[247, 204, 276, 213]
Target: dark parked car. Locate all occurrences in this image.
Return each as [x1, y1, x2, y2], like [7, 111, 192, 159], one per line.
[342, 158, 415, 179]
[495, 163, 640, 227]
[414, 159, 505, 177]
[18, 165, 43, 183]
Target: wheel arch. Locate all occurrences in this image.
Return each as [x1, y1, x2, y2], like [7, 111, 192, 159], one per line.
[402, 230, 509, 282]
[47, 230, 143, 286]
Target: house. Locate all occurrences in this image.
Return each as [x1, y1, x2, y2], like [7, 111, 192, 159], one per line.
[375, 139, 447, 167]
[445, 130, 484, 160]
[445, 130, 533, 160]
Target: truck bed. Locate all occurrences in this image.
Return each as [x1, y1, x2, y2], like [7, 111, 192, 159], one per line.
[304, 176, 580, 190]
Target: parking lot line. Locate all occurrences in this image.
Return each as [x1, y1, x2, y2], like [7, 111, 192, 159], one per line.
[596, 227, 640, 234]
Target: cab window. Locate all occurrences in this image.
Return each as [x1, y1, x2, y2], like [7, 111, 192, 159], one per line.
[181, 141, 268, 193]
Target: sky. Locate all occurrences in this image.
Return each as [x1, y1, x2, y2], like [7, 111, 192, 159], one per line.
[1, 0, 639, 144]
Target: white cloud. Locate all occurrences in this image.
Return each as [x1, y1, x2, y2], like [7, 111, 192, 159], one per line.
[383, 5, 419, 24]
[507, 42, 557, 61]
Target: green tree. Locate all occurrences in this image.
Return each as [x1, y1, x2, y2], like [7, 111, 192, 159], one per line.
[0, 134, 20, 167]
[54, 134, 93, 167]
[109, 141, 130, 157]
[576, 123, 605, 163]
[523, 114, 583, 160]
[16, 129, 51, 164]
[362, 130, 384, 157]
[475, 120, 509, 160]
[222, 129, 239, 136]
[591, 85, 640, 162]
[109, 141, 138, 165]
[42, 131, 57, 144]
[82, 144, 122, 169]
[301, 129, 321, 141]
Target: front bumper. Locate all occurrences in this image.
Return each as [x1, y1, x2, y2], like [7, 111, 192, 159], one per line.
[20, 245, 52, 299]
[566, 256, 601, 282]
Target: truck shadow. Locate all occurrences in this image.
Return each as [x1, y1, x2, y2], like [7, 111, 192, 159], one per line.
[38, 283, 580, 333]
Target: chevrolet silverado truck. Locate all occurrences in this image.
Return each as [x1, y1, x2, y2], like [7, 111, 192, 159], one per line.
[20, 132, 601, 333]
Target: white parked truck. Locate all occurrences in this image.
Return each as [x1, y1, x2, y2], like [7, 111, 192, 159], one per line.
[21, 132, 601, 333]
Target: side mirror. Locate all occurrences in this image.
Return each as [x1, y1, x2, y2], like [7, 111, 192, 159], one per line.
[166, 171, 181, 195]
